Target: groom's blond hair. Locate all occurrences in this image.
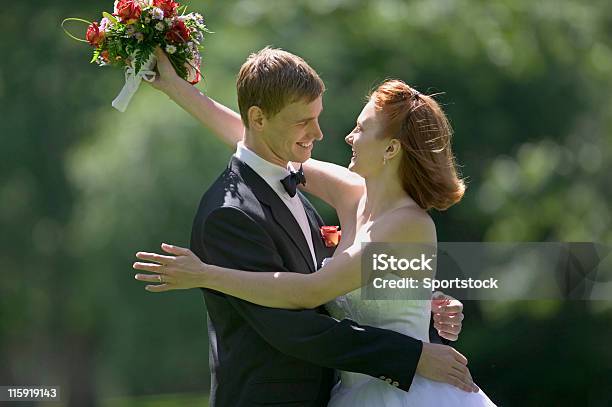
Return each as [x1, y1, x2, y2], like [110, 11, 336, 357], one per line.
[236, 47, 325, 128]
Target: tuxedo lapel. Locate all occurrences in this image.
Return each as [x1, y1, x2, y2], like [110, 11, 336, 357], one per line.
[229, 157, 316, 273]
[266, 199, 316, 274]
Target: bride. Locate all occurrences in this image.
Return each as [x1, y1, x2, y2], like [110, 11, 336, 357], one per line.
[133, 48, 496, 406]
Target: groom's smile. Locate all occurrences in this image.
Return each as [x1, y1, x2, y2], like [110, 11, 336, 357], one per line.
[297, 141, 314, 149]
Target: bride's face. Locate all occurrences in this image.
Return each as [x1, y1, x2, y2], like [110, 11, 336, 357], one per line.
[345, 100, 391, 177]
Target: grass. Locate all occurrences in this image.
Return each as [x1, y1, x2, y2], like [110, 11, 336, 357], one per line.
[100, 392, 209, 407]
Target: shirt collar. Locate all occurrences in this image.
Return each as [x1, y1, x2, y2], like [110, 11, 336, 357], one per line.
[234, 141, 297, 198]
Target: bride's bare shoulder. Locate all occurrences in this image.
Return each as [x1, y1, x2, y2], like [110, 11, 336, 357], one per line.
[371, 206, 436, 243]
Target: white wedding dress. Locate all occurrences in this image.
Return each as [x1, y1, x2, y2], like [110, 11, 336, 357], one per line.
[323, 259, 497, 407]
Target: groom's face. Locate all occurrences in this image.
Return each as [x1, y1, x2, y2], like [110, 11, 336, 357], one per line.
[262, 96, 324, 164]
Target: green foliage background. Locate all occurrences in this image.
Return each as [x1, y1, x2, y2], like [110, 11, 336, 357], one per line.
[1, 0, 611, 405]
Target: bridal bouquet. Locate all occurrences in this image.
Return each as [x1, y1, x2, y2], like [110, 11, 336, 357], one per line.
[62, 0, 210, 112]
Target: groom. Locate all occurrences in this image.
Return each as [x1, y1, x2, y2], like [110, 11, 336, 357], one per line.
[176, 48, 474, 406]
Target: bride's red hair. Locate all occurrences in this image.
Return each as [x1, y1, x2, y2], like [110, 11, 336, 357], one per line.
[371, 79, 465, 211]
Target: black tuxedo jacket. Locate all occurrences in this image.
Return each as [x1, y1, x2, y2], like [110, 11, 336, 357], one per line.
[190, 156, 426, 406]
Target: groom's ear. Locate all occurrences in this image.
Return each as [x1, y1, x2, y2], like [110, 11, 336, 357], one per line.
[247, 106, 266, 131]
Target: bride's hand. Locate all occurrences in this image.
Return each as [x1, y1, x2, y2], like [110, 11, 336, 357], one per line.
[133, 243, 207, 292]
[149, 47, 182, 93]
[432, 291, 464, 341]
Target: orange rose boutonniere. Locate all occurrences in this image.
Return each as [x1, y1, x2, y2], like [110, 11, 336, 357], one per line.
[320, 226, 341, 248]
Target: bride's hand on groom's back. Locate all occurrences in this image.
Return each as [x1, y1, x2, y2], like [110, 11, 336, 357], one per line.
[432, 291, 464, 341]
[416, 343, 479, 393]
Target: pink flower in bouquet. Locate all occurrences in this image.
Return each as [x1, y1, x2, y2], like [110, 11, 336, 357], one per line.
[86, 21, 105, 47]
[113, 0, 142, 24]
[165, 20, 190, 43]
[99, 17, 111, 32]
[153, 0, 179, 18]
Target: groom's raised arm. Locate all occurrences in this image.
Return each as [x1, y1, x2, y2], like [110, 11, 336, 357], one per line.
[197, 206, 422, 392]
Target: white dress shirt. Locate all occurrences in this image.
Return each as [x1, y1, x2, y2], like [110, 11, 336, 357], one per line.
[234, 142, 318, 269]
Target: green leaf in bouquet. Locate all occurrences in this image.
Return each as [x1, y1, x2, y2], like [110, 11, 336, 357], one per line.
[91, 48, 101, 63]
[107, 39, 126, 63]
[133, 42, 154, 75]
[168, 54, 187, 80]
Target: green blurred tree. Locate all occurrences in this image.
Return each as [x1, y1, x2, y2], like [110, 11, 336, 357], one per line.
[1, 1, 611, 405]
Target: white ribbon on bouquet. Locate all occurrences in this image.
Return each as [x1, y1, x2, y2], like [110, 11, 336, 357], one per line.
[112, 52, 157, 112]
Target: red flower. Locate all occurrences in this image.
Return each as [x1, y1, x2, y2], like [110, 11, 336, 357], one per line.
[100, 50, 110, 62]
[165, 20, 190, 43]
[86, 21, 104, 47]
[113, 0, 142, 24]
[153, 0, 179, 18]
[320, 226, 341, 248]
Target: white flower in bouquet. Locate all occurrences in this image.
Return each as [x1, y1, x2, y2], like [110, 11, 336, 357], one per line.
[155, 21, 164, 31]
[165, 44, 177, 54]
[192, 30, 203, 43]
[135, 32, 144, 42]
[181, 12, 204, 25]
[187, 42, 198, 53]
[151, 7, 164, 20]
[97, 54, 109, 66]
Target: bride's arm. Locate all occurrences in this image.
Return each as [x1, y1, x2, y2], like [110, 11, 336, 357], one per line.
[204, 243, 362, 309]
[134, 244, 361, 309]
[151, 48, 243, 148]
[135, 208, 435, 309]
[297, 158, 364, 212]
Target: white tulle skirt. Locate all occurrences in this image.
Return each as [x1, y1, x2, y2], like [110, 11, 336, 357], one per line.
[329, 372, 497, 407]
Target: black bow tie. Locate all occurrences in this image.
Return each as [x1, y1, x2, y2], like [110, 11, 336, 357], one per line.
[281, 164, 306, 198]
